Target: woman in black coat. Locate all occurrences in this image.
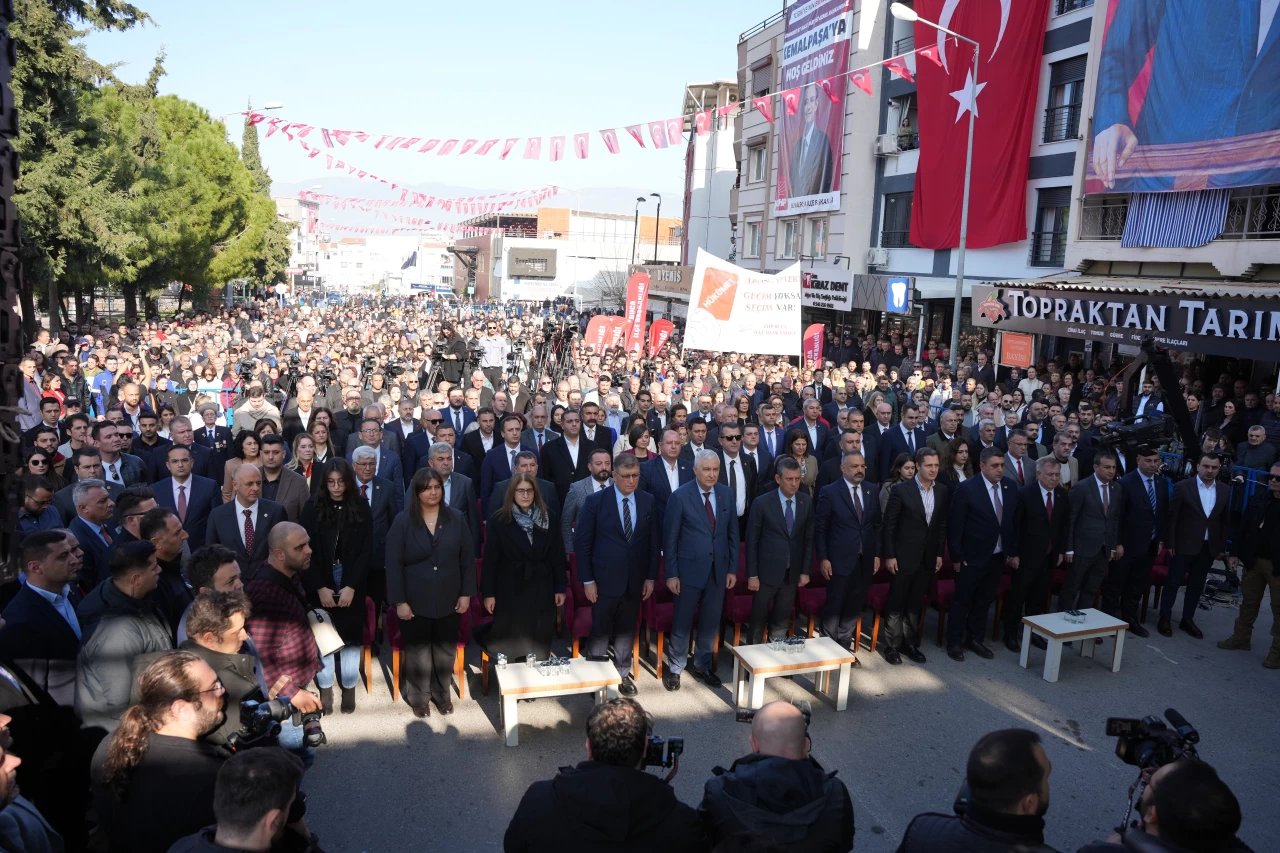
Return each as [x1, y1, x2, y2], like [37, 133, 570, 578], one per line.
[386, 468, 475, 717]
[300, 457, 371, 715]
[479, 473, 567, 663]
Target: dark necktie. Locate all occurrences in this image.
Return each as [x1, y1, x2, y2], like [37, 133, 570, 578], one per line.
[1146, 477, 1157, 515]
[784, 498, 795, 536]
[208, 429, 215, 443]
[537, 432, 543, 451]
[1016, 457, 1025, 485]
[992, 482, 1003, 523]
[852, 485, 863, 522]
[1102, 483, 1110, 516]
[177, 485, 187, 522]
[454, 410, 461, 433]
[703, 491, 716, 532]
[622, 496, 633, 541]
[1045, 490, 1053, 553]
[360, 484, 369, 502]
[906, 429, 915, 453]
[243, 509, 255, 553]
[728, 459, 738, 503]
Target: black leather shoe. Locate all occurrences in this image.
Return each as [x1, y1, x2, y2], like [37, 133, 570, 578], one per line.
[963, 639, 995, 659]
[902, 646, 927, 664]
[947, 645, 965, 662]
[434, 697, 454, 715]
[1128, 622, 1150, 638]
[1004, 637, 1022, 654]
[619, 676, 638, 696]
[319, 686, 334, 715]
[412, 704, 430, 718]
[1180, 619, 1204, 639]
[1157, 618, 1173, 637]
[689, 666, 723, 688]
[340, 687, 356, 714]
[881, 646, 902, 665]
[1031, 635, 1047, 650]
[662, 673, 681, 691]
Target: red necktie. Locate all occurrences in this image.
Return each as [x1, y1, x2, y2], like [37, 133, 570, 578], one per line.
[360, 484, 369, 501]
[703, 491, 716, 532]
[177, 484, 187, 523]
[243, 509, 255, 554]
[1017, 458, 1025, 485]
[537, 432, 543, 451]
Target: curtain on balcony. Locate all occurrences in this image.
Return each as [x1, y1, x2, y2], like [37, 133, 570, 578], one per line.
[1120, 188, 1231, 248]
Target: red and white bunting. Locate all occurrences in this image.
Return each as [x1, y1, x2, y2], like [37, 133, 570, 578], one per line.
[298, 184, 560, 213]
[751, 96, 774, 124]
[782, 88, 801, 115]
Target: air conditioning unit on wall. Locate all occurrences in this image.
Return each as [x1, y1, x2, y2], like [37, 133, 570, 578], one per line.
[873, 134, 900, 156]
[866, 247, 889, 267]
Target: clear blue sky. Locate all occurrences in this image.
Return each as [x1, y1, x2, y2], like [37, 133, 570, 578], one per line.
[83, 0, 782, 207]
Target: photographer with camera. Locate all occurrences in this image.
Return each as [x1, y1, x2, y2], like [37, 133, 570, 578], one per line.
[897, 729, 1058, 853]
[1077, 760, 1250, 853]
[178, 591, 264, 748]
[700, 700, 852, 852]
[503, 698, 705, 853]
[437, 325, 467, 387]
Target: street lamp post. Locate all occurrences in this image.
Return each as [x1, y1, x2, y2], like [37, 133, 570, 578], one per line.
[890, 2, 978, 373]
[631, 196, 647, 265]
[650, 193, 662, 264]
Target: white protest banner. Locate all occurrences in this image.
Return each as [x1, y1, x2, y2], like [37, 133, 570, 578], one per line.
[684, 249, 801, 355]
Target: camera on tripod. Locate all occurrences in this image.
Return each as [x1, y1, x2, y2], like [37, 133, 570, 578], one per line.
[1107, 708, 1199, 769]
[385, 358, 408, 378]
[234, 359, 255, 380]
[1096, 415, 1176, 455]
[227, 696, 326, 752]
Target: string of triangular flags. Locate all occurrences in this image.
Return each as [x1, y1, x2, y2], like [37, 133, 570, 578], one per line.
[318, 218, 504, 236]
[299, 185, 560, 214]
[248, 39, 949, 164]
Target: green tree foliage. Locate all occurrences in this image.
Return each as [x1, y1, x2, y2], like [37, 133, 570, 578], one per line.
[240, 112, 292, 289]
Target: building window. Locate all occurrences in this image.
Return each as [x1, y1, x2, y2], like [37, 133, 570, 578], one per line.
[745, 221, 762, 258]
[1221, 185, 1280, 239]
[1044, 56, 1086, 142]
[807, 219, 827, 258]
[1030, 187, 1070, 267]
[1079, 194, 1129, 240]
[1055, 0, 1093, 14]
[778, 220, 798, 259]
[748, 146, 766, 183]
[750, 60, 772, 98]
[881, 192, 916, 248]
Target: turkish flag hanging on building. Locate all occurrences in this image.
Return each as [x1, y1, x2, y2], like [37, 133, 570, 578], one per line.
[909, 0, 1050, 250]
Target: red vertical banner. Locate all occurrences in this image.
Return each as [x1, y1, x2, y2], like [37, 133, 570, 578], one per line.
[604, 316, 627, 350]
[584, 316, 610, 354]
[648, 318, 674, 357]
[623, 271, 650, 354]
[803, 323, 825, 367]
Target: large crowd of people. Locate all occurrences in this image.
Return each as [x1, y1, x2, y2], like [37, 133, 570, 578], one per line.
[1, 294, 1269, 851]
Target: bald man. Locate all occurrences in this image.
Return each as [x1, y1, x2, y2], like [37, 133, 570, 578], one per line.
[700, 701, 854, 850]
[205, 464, 288, 575]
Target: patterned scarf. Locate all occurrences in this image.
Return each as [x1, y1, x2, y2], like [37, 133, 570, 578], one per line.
[512, 504, 547, 543]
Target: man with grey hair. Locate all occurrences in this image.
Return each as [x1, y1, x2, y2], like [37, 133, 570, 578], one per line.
[969, 418, 999, 464]
[428, 441, 480, 551]
[69, 478, 116, 591]
[351, 445, 399, 608]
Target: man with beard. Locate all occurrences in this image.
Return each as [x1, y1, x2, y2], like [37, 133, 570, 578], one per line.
[91, 651, 229, 853]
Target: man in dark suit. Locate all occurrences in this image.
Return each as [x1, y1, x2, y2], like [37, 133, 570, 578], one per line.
[814, 450, 880, 654]
[815, 430, 861, 495]
[520, 404, 560, 455]
[756, 403, 788, 462]
[410, 421, 474, 481]
[787, 399, 830, 460]
[541, 409, 595, 506]
[152, 444, 221, 548]
[1104, 446, 1168, 637]
[745, 456, 813, 646]
[880, 447, 949, 664]
[443, 387, 477, 443]
[1003, 456, 1070, 653]
[205, 464, 288, 576]
[1159, 452, 1230, 639]
[347, 418, 404, 492]
[741, 423, 772, 485]
[663, 450, 738, 690]
[821, 384, 862, 432]
[573, 454, 659, 695]
[580, 402, 616, 453]
[425, 441, 481, 553]
[480, 414, 525, 507]
[1061, 450, 1122, 615]
[487, 450, 560, 522]
[351, 445, 402, 608]
[66, 478, 117, 592]
[715, 423, 758, 540]
[946, 447, 1019, 661]
[861, 401, 895, 485]
[1004, 432, 1035, 488]
[155, 417, 213, 483]
[0, 530, 83, 706]
[878, 402, 927, 482]
[192, 403, 233, 476]
[54, 449, 122, 524]
[460, 408, 498, 473]
[639, 428, 694, 525]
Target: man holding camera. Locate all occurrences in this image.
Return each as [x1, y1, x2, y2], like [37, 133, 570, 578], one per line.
[503, 698, 705, 852]
[700, 700, 853, 852]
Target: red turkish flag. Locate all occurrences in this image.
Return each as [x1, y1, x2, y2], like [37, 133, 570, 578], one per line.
[884, 57, 914, 83]
[917, 45, 943, 68]
[600, 128, 620, 153]
[624, 125, 645, 147]
[695, 110, 711, 135]
[909, 0, 1050, 250]
[851, 69, 873, 97]
[818, 77, 841, 103]
[751, 96, 774, 124]
[781, 88, 801, 115]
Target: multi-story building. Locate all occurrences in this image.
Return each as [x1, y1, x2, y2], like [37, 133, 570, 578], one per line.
[273, 196, 322, 288]
[680, 80, 739, 265]
[313, 234, 454, 295]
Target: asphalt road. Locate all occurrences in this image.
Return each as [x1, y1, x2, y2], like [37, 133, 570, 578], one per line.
[303, 591, 1278, 852]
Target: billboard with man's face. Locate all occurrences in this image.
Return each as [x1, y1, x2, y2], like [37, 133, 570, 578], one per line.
[774, 0, 851, 214]
[1087, 0, 1280, 193]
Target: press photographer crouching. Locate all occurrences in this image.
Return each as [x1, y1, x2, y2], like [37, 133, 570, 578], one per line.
[897, 728, 1059, 853]
[700, 700, 853, 853]
[503, 697, 705, 853]
[90, 651, 228, 853]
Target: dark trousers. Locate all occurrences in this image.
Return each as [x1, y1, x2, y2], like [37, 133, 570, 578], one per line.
[1004, 558, 1053, 639]
[947, 554, 1003, 648]
[399, 612, 460, 706]
[747, 579, 798, 644]
[668, 576, 725, 674]
[1160, 542, 1213, 623]
[1058, 549, 1110, 612]
[821, 567, 872, 650]
[589, 592, 640, 677]
[1232, 558, 1280, 644]
[482, 367, 505, 392]
[884, 568, 931, 649]
[1102, 539, 1157, 622]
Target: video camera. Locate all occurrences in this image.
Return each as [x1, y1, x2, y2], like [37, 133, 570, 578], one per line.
[1095, 415, 1177, 455]
[227, 696, 326, 752]
[234, 359, 255, 380]
[643, 734, 684, 782]
[1106, 709, 1200, 837]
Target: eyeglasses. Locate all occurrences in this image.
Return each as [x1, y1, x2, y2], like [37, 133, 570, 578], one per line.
[196, 681, 225, 698]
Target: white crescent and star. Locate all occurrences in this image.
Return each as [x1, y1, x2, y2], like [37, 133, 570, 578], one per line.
[933, 0, 1009, 122]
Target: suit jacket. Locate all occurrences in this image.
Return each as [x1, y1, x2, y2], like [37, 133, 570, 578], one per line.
[147, 441, 212, 483]
[1116, 470, 1170, 556]
[441, 406, 477, 444]
[814, 478, 881, 576]
[880, 479, 949, 574]
[645, 410, 671, 437]
[68, 516, 114, 592]
[1013, 482, 1070, 570]
[814, 456, 847, 495]
[788, 126, 833, 196]
[385, 419, 423, 472]
[100, 452, 148, 487]
[128, 436, 172, 472]
[1004, 454, 1035, 488]
[574, 486, 660, 599]
[205, 499, 288, 575]
[1169, 477, 1230, 557]
[541, 436, 595, 505]
[0, 584, 83, 706]
[947, 475, 1020, 567]
[347, 445, 404, 492]
[561, 478, 611, 552]
[520, 427, 560, 455]
[757, 425, 788, 461]
[406, 433, 475, 480]
[192, 425, 233, 476]
[54, 481, 123, 526]
[354, 474, 399, 570]
[785, 420, 830, 458]
[488, 476, 560, 523]
[343, 428, 402, 459]
[746, 489, 814, 587]
[716, 450, 759, 521]
[460, 429, 497, 480]
[582, 425, 616, 452]
[1065, 474, 1122, 558]
[154, 475, 222, 547]
[384, 507, 476, 620]
[281, 410, 316, 446]
[662, 481, 739, 590]
[444, 472, 482, 555]
[878, 424, 927, 481]
[480, 443, 525, 507]
[860, 424, 894, 484]
[262, 466, 310, 522]
[743, 447, 773, 485]
[638, 455, 694, 524]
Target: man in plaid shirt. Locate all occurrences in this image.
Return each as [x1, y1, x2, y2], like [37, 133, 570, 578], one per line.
[245, 522, 324, 715]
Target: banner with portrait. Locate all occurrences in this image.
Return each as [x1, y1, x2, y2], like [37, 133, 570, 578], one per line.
[684, 249, 801, 355]
[774, 0, 852, 214]
[1086, 0, 1280, 193]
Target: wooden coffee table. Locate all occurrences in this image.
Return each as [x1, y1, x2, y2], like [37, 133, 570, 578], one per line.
[1019, 609, 1129, 682]
[495, 658, 621, 746]
[729, 637, 858, 711]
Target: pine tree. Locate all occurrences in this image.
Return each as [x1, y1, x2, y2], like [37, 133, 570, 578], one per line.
[241, 104, 271, 196]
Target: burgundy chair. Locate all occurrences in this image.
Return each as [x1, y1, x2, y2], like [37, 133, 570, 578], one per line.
[860, 583, 891, 652]
[991, 571, 1014, 642]
[642, 560, 676, 678]
[794, 555, 829, 638]
[468, 558, 500, 695]
[721, 564, 754, 648]
[360, 596, 378, 693]
[383, 605, 471, 703]
[1142, 547, 1172, 623]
